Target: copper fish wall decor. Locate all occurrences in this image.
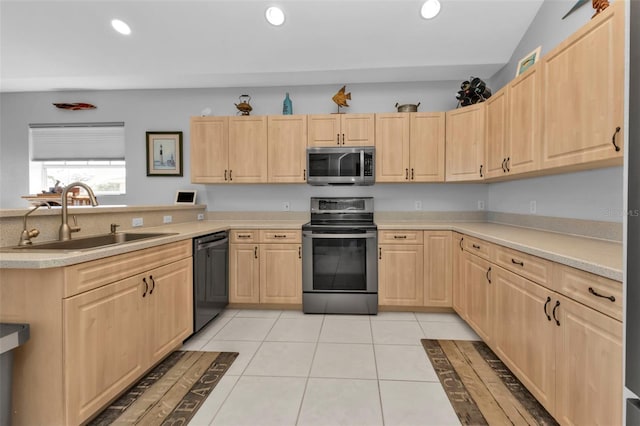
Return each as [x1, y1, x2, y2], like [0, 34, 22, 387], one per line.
[332, 85, 351, 112]
[53, 102, 96, 110]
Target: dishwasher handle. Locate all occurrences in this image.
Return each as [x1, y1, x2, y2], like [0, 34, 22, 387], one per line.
[196, 235, 229, 250]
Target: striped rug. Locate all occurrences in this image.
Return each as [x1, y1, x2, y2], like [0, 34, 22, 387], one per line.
[89, 350, 238, 426]
[421, 339, 558, 426]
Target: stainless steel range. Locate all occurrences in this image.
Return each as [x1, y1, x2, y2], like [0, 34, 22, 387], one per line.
[302, 197, 378, 314]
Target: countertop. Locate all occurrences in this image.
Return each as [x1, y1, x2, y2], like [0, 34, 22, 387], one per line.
[0, 219, 623, 282]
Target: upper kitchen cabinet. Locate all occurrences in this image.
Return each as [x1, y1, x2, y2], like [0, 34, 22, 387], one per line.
[376, 112, 445, 182]
[308, 113, 375, 147]
[190, 116, 268, 183]
[485, 66, 541, 181]
[541, 1, 624, 170]
[446, 103, 485, 182]
[267, 115, 307, 183]
[190, 116, 229, 183]
[228, 116, 268, 183]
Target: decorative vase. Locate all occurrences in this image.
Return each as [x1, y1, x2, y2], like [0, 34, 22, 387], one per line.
[283, 92, 292, 115]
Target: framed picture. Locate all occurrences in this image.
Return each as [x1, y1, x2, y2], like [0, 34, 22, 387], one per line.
[146, 131, 183, 176]
[516, 46, 542, 77]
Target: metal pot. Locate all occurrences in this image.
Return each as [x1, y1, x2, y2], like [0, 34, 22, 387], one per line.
[395, 102, 420, 112]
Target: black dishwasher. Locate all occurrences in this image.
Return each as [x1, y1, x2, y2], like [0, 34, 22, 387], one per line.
[193, 231, 228, 334]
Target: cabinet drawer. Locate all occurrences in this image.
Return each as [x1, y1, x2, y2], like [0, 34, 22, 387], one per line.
[494, 245, 552, 287]
[260, 230, 301, 243]
[230, 230, 259, 243]
[379, 230, 424, 244]
[63, 240, 191, 297]
[462, 235, 493, 260]
[553, 264, 622, 321]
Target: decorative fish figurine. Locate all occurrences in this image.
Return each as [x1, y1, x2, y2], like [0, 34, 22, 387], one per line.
[332, 85, 351, 108]
[53, 102, 96, 110]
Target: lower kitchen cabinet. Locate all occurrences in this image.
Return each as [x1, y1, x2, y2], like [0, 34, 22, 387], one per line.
[378, 230, 452, 308]
[463, 251, 494, 345]
[452, 232, 466, 319]
[229, 230, 302, 305]
[378, 243, 424, 306]
[0, 241, 193, 426]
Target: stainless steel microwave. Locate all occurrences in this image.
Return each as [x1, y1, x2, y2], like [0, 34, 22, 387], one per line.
[306, 146, 375, 186]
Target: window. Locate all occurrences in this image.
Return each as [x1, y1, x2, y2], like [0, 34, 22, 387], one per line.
[28, 122, 126, 196]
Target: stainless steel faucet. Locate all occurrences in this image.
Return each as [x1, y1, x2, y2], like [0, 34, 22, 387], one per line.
[59, 182, 99, 241]
[18, 202, 51, 246]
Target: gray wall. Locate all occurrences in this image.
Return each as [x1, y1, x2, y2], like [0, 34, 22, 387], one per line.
[0, 0, 625, 222]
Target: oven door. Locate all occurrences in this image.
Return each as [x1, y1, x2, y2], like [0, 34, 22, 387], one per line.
[302, 229, 378, 293]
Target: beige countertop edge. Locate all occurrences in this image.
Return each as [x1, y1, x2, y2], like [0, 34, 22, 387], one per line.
[377, 221, 623, 282]
[1, 220, 623, 282]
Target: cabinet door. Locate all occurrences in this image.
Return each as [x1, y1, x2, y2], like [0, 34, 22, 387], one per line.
[341, 113, 375, 146]
[308, 114, 341, 147]
[146, 258, 193, 365]
[445, 104, 485, 182]
[190, 116, 229, 183]
[493, 267, 556, 414]
[484, 87, 509, 179]
[463, 252, 494, 344]
[375, 113, 410, 182]
[228, 116, 268, 183]
[423, 231, 452, 307]
[452, 233, 466, 319]
[554, 294, 622, 426]
[541, 2, 624, 169]
[259, 243, 302, 304]
[507, 64, 541, 175]
[379, 244, 424, 306]
[410, 112, 446, 182]
[229, 243, 260, 303]
[64, 275, 145, 425]
[268, 115, 307, 183]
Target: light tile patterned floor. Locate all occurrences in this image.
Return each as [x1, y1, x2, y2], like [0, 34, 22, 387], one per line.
[183, 309, 481, 426]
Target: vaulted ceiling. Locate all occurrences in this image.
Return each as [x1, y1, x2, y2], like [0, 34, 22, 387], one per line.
[0, 0, 545, 92]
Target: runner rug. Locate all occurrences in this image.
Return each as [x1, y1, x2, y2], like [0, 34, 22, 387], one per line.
[89, 350, 238, 426]
[421, 339, 558, 426]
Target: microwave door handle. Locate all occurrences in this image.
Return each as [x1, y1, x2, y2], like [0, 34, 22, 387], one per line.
[337, 152, 350, 177]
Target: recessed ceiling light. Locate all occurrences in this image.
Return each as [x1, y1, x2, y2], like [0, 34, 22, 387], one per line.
[111, 19, 131, 35]
[265, 6, 285, 26]
[421, 0, 441, 19]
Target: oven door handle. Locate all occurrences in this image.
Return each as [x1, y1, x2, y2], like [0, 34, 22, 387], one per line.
[303, 231, 377, 239]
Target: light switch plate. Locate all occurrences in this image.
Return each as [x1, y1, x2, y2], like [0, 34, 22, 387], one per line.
[478, 200, 485, 210]
[414, 200, 422, 210]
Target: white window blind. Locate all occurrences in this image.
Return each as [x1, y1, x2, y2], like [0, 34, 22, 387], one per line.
[29, 122, 125, 161]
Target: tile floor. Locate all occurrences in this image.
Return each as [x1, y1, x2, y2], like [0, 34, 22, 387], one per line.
[182, 309, 481, 426]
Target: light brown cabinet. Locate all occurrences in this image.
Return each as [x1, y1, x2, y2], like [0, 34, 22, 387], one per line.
[190, 116, 268, 183]
[229, 230, 302, 305]
[64, 257, 192, 424]
[452, 232, 466, 319]
[540, 1, 624, 170]
[308, 113, 374, 147]
[267, 115, 307, 183]
[378, 233, 424, 306]
[378, 230, 452, 308]
[484, 87, 510, 179]
[463, 251, 494, 345]
[375, 112, 445, 182]
[0, 241, 193, 426]
[445, 103, 485, 182]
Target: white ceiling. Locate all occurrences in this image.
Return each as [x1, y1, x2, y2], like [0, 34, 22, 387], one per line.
[0, 0, 545, 93]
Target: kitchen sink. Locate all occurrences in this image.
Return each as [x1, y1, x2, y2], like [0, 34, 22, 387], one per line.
[5, 232, 178, 251]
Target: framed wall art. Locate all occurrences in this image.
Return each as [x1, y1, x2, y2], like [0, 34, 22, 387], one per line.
[146, 131, 183, 176]
[516, 46, 542, 77]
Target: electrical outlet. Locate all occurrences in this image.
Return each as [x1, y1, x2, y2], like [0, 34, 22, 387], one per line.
[282, 201, 290, 211]
[197, 213, 205, 221]
[132, 217, 143, 227]
[478, 200, 485, 210]
[414, 200, 422, 211]
[163, 215, 172, 224]
[530, 200, 537, 214]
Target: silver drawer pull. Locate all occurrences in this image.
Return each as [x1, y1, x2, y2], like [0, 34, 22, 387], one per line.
[394, 235, 407, 239]
[588, 287, 615, 302]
